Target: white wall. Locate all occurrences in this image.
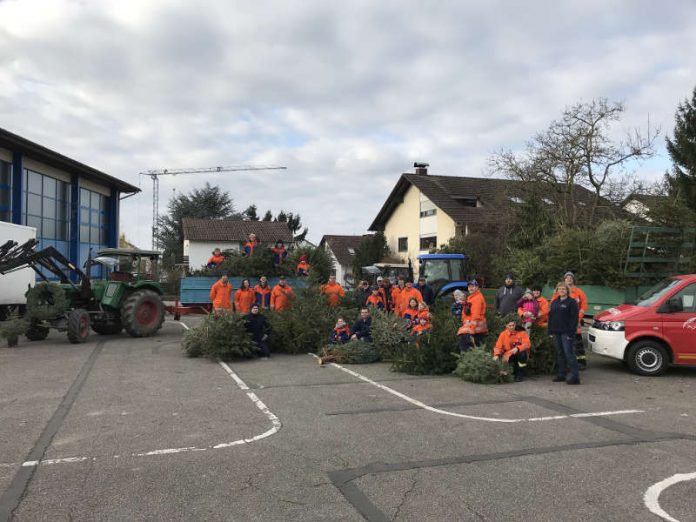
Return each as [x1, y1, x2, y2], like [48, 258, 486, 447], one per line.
[187, 240, 241, 269]
[325, 244, 352, 286]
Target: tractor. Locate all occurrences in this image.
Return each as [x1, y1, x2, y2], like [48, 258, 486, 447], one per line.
[418, 253, 469, 298]
[0, 239, 165, 343]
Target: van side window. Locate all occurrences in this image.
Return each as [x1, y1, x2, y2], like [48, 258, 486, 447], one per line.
[673, 284, 696, 312]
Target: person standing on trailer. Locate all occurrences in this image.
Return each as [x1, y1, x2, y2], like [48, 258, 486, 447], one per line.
[243, 233, 258, 257]
[271, 240, 288, 266]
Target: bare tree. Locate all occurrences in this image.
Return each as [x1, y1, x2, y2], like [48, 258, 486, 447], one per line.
[490, 99, 658, 227]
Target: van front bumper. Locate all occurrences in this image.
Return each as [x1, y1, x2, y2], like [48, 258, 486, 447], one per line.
[588, 327, 628, 361]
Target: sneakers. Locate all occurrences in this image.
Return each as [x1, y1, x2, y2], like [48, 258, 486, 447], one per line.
[566, 377, 581, 385]
[552, 376, 565, 382]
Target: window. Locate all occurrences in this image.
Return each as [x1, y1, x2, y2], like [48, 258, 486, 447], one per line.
[459, 198, 477, 208]
[419, 236, 437, 251]
[398, 237, 408, 252]
[79, 187, 109, 247]
[0, 160, 11, 222]
[673, 284, 696, 312]
[419, 209, 437, 218]
[21, 169, 71, 241]
[347, 247, 355, 255]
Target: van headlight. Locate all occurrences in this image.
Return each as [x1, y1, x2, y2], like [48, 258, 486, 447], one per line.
[593, 320, 624, 331]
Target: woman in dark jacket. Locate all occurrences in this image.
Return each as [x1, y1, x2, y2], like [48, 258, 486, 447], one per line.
[548, 282, 580, 385]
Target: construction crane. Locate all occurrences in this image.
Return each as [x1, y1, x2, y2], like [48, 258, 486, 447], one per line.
[140, 165, 287, 249]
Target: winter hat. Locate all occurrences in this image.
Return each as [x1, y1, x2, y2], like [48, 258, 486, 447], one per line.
[300, 255, 308, 261]
[468, 280, 479, 287]
[505, 273, 514, 280]
[564, 271, 576, 282]
[524, 288, 533, 296]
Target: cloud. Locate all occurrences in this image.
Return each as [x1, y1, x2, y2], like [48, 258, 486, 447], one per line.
[1, 0, 695, 247]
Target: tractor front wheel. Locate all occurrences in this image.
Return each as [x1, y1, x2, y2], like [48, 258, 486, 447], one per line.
[67, 309, 90, 344]
[121, 290, 165, 338]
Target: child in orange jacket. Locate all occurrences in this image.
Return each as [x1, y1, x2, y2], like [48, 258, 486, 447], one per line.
[402, 297, 419, 329]
[366, 287, 385, 310]
[296, 255, 311, 276]
[493, 320, 531, 382]
[411, 315, 433, 348]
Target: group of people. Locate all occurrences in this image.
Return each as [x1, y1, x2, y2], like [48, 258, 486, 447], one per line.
[205, 233, 311, 277]
[209, 274, 295, 314]
[453, 271, 587, 384]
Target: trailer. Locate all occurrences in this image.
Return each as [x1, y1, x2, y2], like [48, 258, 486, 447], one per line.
[0, 222, 36, 319]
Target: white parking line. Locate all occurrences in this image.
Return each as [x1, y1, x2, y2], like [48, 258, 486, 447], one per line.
[644, 472, 696, 522]
[316, 356, 643, 423]
[10, 331, 281, 468]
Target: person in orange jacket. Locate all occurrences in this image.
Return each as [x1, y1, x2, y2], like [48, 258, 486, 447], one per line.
[243, 233, 258, 257]
[210, 274, 233, 314]
[411, 315, 433, 347]
[391, 278, 405, 315]
[254, 276, 272, 309]
[207, 248, 225, 269]
[551, 271, 588, 369]
[402, 297, 419, 329]
[321, 274, 345, 307]
[234, 278, 256, 314]
[376, 276, 390, 311]
[417, 301, 430, 321]
[366, 286, 385, 310]
[270, 276, 295, 311]
[397, 280, 423, 318]
[524, 284, 549, 327]
[296, 255, 311, 277]
[271, 240, 288, 266]
[457, 280, 488, 353]
[493, 319, 531, 382]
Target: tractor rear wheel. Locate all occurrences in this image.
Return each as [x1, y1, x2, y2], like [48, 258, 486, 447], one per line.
[121, 290, 164, 337]
[67, 309, 90, 344]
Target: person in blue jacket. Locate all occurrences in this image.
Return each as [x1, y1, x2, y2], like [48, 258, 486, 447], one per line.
[548, 281, 581, 385]
[351, 307, 373, 342]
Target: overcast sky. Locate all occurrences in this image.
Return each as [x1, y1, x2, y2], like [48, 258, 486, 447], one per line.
[1, 0, 695, 247]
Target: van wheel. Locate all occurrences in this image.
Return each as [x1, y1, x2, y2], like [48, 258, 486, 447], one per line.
[626, 341, 668, 376]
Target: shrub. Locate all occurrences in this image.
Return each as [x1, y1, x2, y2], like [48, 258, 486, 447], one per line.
[452, 348, 514, 384]
[182, 313, 258, 361]
[25, 283, 69, 321]
[320, 340, 381, 364]
[390, 304, 460, 375]
[370, 309, 410, 360]
[267, 288, 358, 354]
[0, 311, 28, 345]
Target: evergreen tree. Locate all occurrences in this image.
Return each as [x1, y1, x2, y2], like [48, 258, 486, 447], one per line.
[262, 210, 273, 221]
[666, 87, 696, 211]
[157, 182, 238, 266]
[244, 204, 260, 221]
[352, 232, 389, 281]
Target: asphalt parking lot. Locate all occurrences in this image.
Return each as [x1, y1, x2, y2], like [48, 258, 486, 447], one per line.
[1, 318, 695, 521]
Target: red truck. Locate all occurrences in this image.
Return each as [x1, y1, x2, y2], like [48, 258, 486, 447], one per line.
[588, 274, 696, 376]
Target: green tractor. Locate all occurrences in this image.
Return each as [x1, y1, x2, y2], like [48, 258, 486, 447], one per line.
[0, 239, 165, 343]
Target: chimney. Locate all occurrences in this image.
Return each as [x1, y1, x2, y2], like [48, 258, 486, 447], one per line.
[413, 162, 429, 175]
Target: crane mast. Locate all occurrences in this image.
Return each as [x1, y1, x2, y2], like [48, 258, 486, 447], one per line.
[140, 165, 286, 249]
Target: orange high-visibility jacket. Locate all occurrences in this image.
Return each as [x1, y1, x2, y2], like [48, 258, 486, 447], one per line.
[271, 284, 295, 311]
[402, 307, 419, 327]
[377, 286, 389, 309]
[210, 280, 233, 309]
[412, 323, 433, 335]
[321, 281, 345, 307]
[391, 286, 403, 314]
[493, 329, 531, 362]
[234, 288, 256, 314]
[207, 254, 225, 266]
[366, 294, 385, 310]
[254, 284, 272, 308]
[457, 290, 488, 335]
[296, 261, 311, 275]
[397, 287, 423, 317]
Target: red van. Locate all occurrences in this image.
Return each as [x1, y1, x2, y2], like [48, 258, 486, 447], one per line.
[588, 275, 696, 376]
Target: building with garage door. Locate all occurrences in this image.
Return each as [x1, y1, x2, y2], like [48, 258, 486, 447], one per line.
[0, 127, 139, 277]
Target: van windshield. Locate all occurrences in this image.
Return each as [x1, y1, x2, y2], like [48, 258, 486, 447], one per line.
[635, 278, 681, 307]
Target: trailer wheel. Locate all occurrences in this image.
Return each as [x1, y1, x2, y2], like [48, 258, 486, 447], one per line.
[121, 290, 164, 337]
[26, 322, 50, 341]
[626, 340, 669, 376]
[67, 309, 90, 344]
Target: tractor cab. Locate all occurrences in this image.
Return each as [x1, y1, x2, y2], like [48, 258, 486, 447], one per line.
[361, 262, 410, 285]
[418, 254, 468, 297]
[93, 249, 161, 282]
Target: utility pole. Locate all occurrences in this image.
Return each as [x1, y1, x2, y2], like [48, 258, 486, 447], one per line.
[140, 165, 287, 249]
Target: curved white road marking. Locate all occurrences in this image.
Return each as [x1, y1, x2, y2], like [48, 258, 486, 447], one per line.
[13, 324, 281, 468]
[315, 355, 643, 423]
[644, 472, 696, 522]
